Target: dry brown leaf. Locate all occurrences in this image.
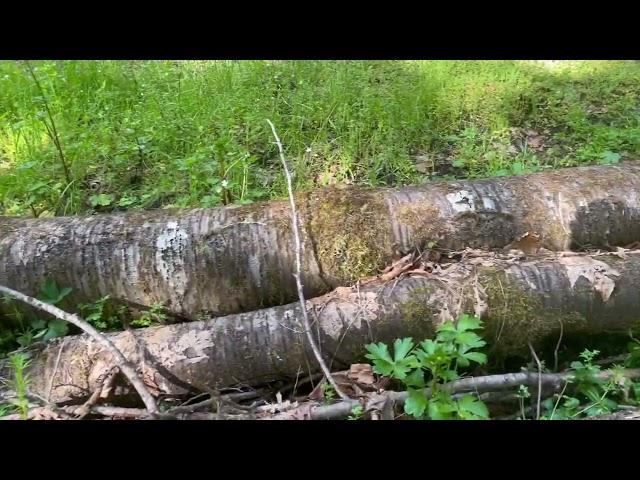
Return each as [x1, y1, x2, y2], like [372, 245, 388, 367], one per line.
[504, 231, 541, 255]
[348, 364, 375, 385]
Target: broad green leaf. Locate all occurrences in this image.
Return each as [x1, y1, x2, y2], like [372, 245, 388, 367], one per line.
[542, 398, 555, 411]
[393, 338, 415, 362]
[455, 332, 485, 348]
[391, 362, 414, 380]
[30, 318, 47, 330]
[563, 397, 580, 409]
[631, 382, 640, 400]
[365, 342, 393, 364]
[419, 339, 437, 356]
[57, 287, 72, 303]
[601, 398, 618, 411]
[40, 279, 59, 302]
[437, 321, 457, 332]
[456, 314, 482, 332]
[464, 351, 488, 365]
[440, 369, 459, 381]
[427, 398, 458, 420]
[436, 330, 457, 342]
[457, 395, 489, 419]
[90, 194, 114, 207]
[457, 356, 470, 368]
[16, 333, 33, 348]
[42, 320, 69, 342]
[600, 151, 620, 165]
[404, 369, 426, 389]
[404, 390, 428, 418]
[365, 343, 394, 376]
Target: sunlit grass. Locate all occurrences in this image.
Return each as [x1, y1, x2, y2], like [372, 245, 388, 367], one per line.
[0, 60, 639, 217]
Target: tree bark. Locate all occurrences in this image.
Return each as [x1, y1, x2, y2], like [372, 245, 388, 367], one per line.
[8, 250, 640, 405]
[2, 163, 640, 319]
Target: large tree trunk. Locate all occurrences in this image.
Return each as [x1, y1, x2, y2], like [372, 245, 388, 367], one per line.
[2, 162, 640, 319]
[10, 250, 640, 405]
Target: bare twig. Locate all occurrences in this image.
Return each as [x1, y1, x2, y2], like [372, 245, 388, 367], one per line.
[280, 368, 640, 420]
[0, 284, 159, 416]
[47, 338, 66, 403]
[75, 367, 119, 419]
[168, 390, 262, 414]
[266, 119, 348, 401]
[553, 320, 563, 372]
[62, 405, 148, 419]
[550, 379, 570, 420]
[529, 343, 543, 420]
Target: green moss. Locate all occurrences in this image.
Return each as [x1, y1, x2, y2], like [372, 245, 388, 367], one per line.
[396, 203, 444, 249]
[302, 186, 393, 286]
[481, 269, 588, 357]
[398, 286, 438, 337]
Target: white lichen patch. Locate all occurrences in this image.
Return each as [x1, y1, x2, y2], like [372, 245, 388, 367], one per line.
[155, 221, 189, 299]
[558, 255, 621, 302]
[446, 190, 476, 213]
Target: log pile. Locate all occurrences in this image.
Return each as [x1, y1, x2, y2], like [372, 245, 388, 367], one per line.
[2, 162, 640, 420]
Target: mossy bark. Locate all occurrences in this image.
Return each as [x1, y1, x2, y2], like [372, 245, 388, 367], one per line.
[2, 162, 640, 319]
[8, 251, 640, 405]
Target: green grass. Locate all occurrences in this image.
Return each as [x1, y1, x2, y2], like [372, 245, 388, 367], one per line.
[1, 60, 639, 216]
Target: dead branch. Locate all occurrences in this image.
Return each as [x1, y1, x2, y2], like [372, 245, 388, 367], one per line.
[0, 284, 159, 415]
[277, 367, 640, 420]
[267, 119, 348, 401]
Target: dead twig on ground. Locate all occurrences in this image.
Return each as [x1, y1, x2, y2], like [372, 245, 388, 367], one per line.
[0, 284, 159, 416]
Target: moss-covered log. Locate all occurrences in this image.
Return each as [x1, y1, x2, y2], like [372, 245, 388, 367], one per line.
[9, 251, 640, 405]
[2, 162, 640, 319]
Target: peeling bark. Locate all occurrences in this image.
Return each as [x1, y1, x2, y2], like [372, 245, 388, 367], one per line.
[8, 251, 640, 405]
[2, 162, 640, 319]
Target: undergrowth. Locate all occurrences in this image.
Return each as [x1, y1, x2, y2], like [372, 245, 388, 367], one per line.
[1, 60, 639, 216]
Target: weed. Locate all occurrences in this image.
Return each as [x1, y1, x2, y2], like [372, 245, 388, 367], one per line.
[365, 314, 489, 420]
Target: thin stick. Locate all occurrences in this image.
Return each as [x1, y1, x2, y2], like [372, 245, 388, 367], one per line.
[550, 379, 570, 420]
[0, 284, 159, 415]
[528, 342, 543, 420]
[47, 338, 66, 403]
[553, 320, 563, 372]
[266, 119, 348, 401]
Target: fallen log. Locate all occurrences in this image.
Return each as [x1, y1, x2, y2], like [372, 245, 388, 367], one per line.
[7, 250, 640, 405]
[2, 162, 640, 319]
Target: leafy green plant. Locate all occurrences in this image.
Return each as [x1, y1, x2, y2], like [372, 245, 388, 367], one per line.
[8, 352, 31, 419]
[78, 295, 126, 331]
[599, 150, 621, 165]
[5, 279, 72, 349]
[321, 382, 337, 404]
[348, 405, 364, 420]
[517, 385, 531, 420]
[38, 278, 72, 306]
[365, 314, 489, 420]
[130, 302, 167, 328]
[541, 349, 633, 419]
